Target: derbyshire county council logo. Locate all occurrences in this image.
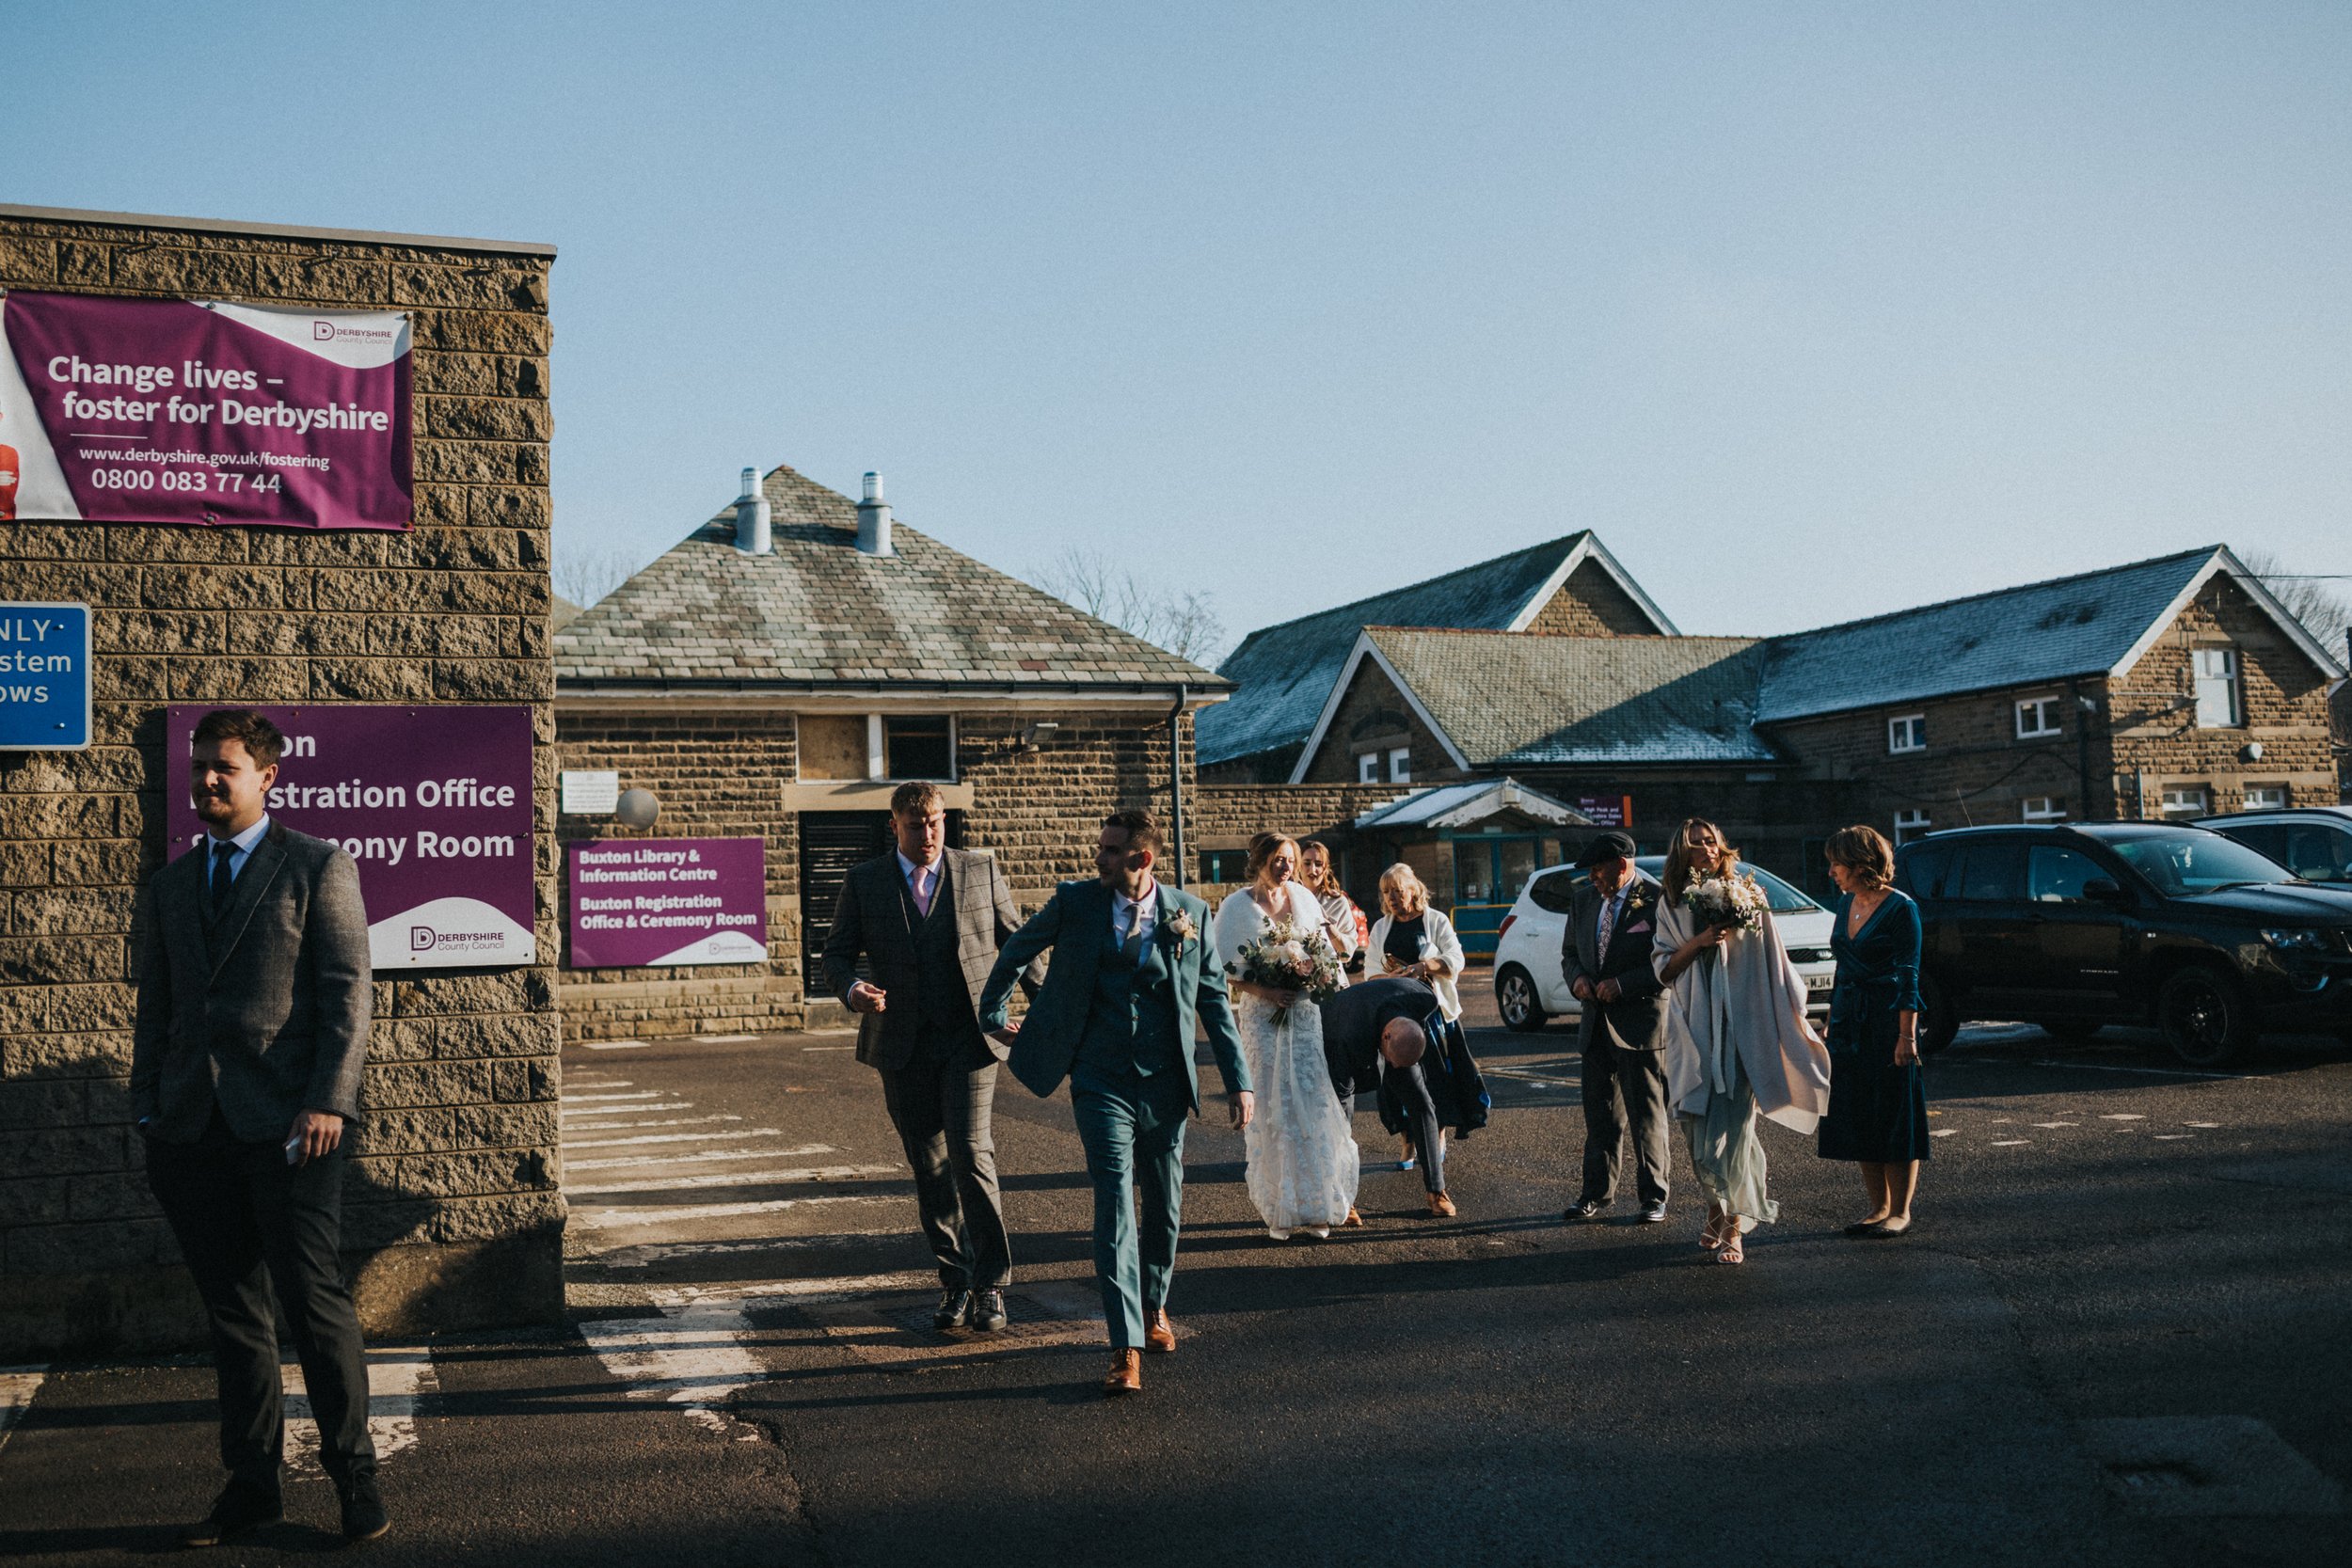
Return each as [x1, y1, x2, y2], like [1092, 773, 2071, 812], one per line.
[314, 321, 335, 341]
[411, 927, 437, 950]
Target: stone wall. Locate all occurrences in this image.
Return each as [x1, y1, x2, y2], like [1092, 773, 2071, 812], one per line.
[1296, 657, 1464, 785]
[0, 207, 562, 1357]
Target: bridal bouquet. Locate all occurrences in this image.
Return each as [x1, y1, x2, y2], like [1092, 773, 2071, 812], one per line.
[1234, 917, 1343, 1024]
[1684, 870, 1769, 934]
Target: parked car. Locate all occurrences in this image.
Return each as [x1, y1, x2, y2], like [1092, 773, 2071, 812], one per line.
[2193, 806, 2352, 888]
[1491, 857, 1836, 1033]
[1895, 822, 2352, 1068]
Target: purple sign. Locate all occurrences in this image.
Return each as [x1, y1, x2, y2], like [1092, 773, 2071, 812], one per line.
[566, 838, 768, 969]
[0, 291, 411, 530]
[166, 705, 535, 969]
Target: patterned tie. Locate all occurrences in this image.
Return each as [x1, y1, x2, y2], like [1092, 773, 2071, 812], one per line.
[911, 863, 934, 917]
[1596, 888, 1619, 958]
[209, 839, 238, 919]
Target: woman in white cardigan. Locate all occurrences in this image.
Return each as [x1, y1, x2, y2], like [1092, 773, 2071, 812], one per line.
[1366, 864, 1468, 1171]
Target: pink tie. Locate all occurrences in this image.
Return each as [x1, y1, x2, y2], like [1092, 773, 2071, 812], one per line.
[912, 864, 934, 916]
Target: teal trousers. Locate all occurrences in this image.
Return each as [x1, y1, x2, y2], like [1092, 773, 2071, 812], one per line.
[1070, 1069, 1191, 1351]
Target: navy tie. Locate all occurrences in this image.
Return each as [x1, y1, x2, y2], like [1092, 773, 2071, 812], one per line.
[209, 839, 238, 919]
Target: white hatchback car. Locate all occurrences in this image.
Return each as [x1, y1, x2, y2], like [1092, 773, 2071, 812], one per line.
[1491, 857, 1837, 1033]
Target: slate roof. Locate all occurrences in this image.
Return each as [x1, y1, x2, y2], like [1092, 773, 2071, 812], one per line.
[1756, 546, 2247, 723]
[1358, 628, 1778, 768]
[1200, 531, 1663, 768]
[555, 465, 1226, 692]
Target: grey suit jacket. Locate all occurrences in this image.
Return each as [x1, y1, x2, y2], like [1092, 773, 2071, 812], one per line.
[1561, 873, 1669, 1052]
[132, 821, 374, 1144]
[819, 847, 1036, 1071]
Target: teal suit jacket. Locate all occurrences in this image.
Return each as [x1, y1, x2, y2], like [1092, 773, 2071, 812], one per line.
[978, 879, 1249, 1111]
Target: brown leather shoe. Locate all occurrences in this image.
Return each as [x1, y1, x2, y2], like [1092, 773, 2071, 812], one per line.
[1426, 1190, 1457, 1218]
[1339, 1205, 1364, 1228]
[1104, 1349, 1142, 1396]
[1144, 1308, 1177, 1354]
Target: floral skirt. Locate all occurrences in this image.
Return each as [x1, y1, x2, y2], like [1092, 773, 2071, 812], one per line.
[1236, 993, 1359, 1236]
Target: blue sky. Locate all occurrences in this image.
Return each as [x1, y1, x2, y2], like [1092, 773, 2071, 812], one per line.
[8, 2, 2346, 652]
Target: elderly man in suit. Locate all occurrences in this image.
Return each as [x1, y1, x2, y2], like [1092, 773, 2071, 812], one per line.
[821, 781, 1036, 1336]
[1560, 831, 1674, 1225]
[978, 808, 1251, 1398]
[133, 708, 384, 1547]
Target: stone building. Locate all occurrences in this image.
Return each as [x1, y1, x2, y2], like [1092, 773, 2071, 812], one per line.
[551, 465, 1226, 1040]
[0, 203, 563, 1357]
[1200, 540, 2346, 920]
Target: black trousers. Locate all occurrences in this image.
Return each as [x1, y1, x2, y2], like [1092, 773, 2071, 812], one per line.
[879, 1032, 1011, 1291]
[1343, 1066, 1447, 1195]
[145, 1111, 374, 1490]
[1580, 1036, 1673, 1207]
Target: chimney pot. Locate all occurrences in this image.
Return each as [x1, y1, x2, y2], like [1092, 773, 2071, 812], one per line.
[734, 466, 771, 555]
[855, 470, 894, 557]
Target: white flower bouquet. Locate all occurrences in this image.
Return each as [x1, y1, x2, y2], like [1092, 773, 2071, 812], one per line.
[1234, 916, 1343, 1023]
[1684, 871, 1769, 934]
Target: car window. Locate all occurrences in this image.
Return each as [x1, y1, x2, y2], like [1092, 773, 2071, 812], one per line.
[2283, 826, 2352, 883]
[1898, 844, 1952, 899]
[2106, 832, 2296, 896]
[2221, 824, 2289, 865]
[1736, 861, 1819, 913]
[1526, 869, 1579, 913]
[2028, 846, 2107, 903]
[1955, 841, 2026, 902]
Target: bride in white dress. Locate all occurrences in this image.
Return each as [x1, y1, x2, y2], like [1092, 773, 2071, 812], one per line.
[1213, 834, 1360, 1240]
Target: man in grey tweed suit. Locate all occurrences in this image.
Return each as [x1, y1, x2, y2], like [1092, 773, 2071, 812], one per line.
[822, 780, 1039, 1336]
[132, 708, 386, 1547]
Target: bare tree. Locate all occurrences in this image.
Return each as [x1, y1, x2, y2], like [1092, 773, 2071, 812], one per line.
[553, 543, 642, 614]
[2239, 546, 2352, 657]
[1031, 547, 1230, 667]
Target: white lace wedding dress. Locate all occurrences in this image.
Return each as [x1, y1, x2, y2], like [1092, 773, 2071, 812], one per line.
[1214, 884, 1360, 1239]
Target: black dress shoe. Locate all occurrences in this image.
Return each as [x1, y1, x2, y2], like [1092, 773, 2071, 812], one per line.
[968, 1289, 1009, 1333]
[932, 1289, 973, 1330]
[181, 1481, 282, 1547]
[338, 1472, 389, 1543]
[1563, 1197, 1608, 1223]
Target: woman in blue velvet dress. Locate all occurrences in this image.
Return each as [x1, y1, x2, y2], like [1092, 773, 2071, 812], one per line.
[1817, 825, 1929, 1237]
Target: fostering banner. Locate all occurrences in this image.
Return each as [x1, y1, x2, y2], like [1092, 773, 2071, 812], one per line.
[566, 838, 769, 969]
[0, 291, 411, 531]
[166, 705, 535, 969]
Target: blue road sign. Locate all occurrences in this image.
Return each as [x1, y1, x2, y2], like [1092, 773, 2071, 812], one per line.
[0, 602, 91, 751]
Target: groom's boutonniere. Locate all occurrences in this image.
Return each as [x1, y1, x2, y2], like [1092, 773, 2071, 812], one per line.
[1163, 909, 1199, 950]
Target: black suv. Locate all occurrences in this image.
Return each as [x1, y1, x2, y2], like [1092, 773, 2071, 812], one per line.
[1895, 822, 2352, 1067]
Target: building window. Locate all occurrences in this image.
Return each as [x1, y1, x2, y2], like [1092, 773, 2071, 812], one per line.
[2015, 697, 2061, 739]
[2243, 784, 2287, 811]
[2192, 648, 2242, 728]
[1888, 716, 1926, 754]
[2160, 785, 2210, 818]
[1200, 849, 1249, 883]
[1894, 809, 1931, 845]
[1357, 752, 1379, 784]
[1388, 747, 1411, 783]
[2022, 797, 2066, 822]
[882, 715, 954, 780]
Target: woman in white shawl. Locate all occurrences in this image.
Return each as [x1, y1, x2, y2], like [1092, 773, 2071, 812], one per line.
[1652, 818, 1832, 1264]
[1213, 833, 1360, 1240]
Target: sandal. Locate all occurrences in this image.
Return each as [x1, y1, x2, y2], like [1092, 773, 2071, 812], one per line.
[1699, 1211, 1729, 1250]
[1716, 1231, 1745, 1264]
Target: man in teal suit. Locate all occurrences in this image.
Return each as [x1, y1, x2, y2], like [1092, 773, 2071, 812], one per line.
[979, 808, 1252, 1398]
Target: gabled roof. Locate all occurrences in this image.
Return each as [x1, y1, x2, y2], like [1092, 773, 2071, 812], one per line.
[1354, 778, 1592, 832]
[1198, 532, 1675, 767]
[1291, 628, 1773, 781]
[1756, 546, 2346, 724]
[555, 465, 1226, 694]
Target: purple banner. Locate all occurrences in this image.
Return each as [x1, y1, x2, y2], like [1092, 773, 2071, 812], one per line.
[0, 291, 411, 530]
[566, 838, 768, 969]
[166, 705, 535, 969]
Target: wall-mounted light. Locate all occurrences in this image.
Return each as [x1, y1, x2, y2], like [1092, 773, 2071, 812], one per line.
[2241, 741, 2265, 763]
[614, 787, 660, 830]
[1020, 721, 1060, 753]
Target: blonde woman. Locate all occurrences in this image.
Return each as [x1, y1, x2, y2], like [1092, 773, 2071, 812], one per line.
[1298, 839, 1362, 984]
[1367, 865, 1467, 1174]
[1212, 834, 1359, 1240]
[1651, 819, 1831, 1264]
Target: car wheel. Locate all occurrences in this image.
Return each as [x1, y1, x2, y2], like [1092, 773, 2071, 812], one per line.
[2035, 1018, 2104, 1042]
[2156, 966, 2255, 1069]
[1496, 965, 1549, 1033]
[1917, 973, 1960, 1055]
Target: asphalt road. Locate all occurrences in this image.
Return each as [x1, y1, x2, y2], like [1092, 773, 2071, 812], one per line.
[4, 985, 2345, 1566]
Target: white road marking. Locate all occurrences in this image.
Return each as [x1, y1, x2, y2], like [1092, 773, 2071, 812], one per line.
[583, 1040, 650, 1051]
[596, 1233, 903, 1267]
[0, 1367, 45, 1455]
[2026, 1058, 2239, 1080]
[283, 1346, 435, 1477]
[566, 1164, 903, 1196]
[578, 1195, 895, 1228]
[698, 1034, 758, 1043]
[1990, 1140, 2030, 1147]
[567, 1091, 667, 1103]
[564, 1128, 794, 1150]
[802, 1045, 854, 1052]
[561, 1116, 745, 1135]
[723, 1273, 932, 1302]
[2186, 1121, 2220, 1129]
[2100, 1115, 2147, 1121]
[2154, 1134, 2193, 1140]
[2030, 1122, 2079, 1130]
[580, 1300, 764, 1433]
[565, 1144, 838, 1172]
[563, 1102, 695, 1117]
[1931, 1129, 1957, 1137]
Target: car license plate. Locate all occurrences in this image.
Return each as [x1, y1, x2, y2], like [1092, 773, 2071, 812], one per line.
[1805, 974, 1835, 990]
